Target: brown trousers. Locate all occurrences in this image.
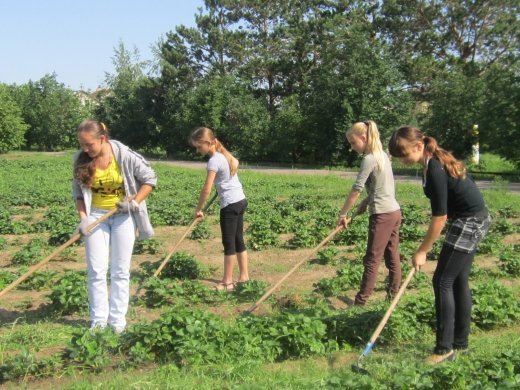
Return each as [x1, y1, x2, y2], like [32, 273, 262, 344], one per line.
[355, 209, 402, 305]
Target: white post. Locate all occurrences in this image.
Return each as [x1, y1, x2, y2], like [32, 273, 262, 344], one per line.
[471, 124, 479, 166]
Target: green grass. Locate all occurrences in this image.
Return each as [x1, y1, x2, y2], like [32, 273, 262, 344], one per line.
[392, 152, 520, 181]
[2, 327, 511, 390]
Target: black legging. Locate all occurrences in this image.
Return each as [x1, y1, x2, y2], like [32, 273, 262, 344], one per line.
[432, 243, 475, 354]
[220, 199, 247, 255]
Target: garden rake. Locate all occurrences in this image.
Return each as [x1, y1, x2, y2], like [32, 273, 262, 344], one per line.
[150, 192, 218, 278]
[352, 267, 416, 374]
[0, 207, 119, 299]
[245, 214, 358, 314]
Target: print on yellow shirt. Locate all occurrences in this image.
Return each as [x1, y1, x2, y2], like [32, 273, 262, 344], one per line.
[91, 158, 125, 209]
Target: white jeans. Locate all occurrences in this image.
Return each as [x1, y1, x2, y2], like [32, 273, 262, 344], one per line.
[84, 208, 135, 329]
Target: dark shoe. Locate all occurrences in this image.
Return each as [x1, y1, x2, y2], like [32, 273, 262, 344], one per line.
[425, 350, 455, 364]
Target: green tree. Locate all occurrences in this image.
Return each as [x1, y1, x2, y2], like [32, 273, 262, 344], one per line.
[0, 84, 28, 153]
[18, 74, 90, 151]
[424, 66, 486, 159]
[96, 41, 159, 152]
[478, 64, 520, 166]
[376, 0, 519, 159]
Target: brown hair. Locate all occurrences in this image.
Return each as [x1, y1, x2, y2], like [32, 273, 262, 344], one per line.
[346, 120, 385, 171]
[74, 120, 109, 187]
[388, 126, 466, 179]
[190, 127, 239, 176]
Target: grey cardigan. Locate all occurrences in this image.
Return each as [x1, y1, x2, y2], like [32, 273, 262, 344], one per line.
[72, 140, 157, 240]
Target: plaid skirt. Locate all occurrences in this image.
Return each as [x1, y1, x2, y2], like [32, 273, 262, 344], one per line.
[444, 213, 492, 253]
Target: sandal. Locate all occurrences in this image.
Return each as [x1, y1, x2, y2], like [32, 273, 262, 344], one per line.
[215, 282, 235, 292]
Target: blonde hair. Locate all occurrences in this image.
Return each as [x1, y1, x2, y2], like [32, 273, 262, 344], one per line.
[388, 126, 466, 179]
[190, 127, 239, 176]
[347, 120, 385, 171]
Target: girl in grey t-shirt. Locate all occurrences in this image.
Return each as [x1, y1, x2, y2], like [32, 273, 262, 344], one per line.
[191, 127, 249, 291]
[337, 120, 401, 305]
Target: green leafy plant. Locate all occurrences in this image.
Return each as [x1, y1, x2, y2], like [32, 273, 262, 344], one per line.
[498, 245, 520, 277]
[18, 270, 57, 291]
[0, 347, 64, 383]
[314, 262, 364, 297]
[48, 270, 89, 314]
[33, 206, 78, 245]
[0, 205, 29, 234]
[160, 251, 210, 280]
[189, 220, 212, 240]
[0, 270, 17, 290]
[11, 238, 49, 266]
[247, 218, 280, 250]
[132, 238, 161, 255]
[232, 279, 268, 301]
[472, 279, 520, 329]
[315, 246, 340, 265]
[65, 327, 120, 370]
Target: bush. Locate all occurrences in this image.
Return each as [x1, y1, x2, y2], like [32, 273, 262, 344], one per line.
[160, 251, 210, 280]
[11, 238, 49, 266]
[471, 280, 520, 329]
[48, 270, 88, 315]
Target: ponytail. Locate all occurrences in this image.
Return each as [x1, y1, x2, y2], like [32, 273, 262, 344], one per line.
[214, 139, 239, 176]
[191, 127, 239, 176]
[423, 136, 466, 179]
[347, 120, 385, 171]
[389, 126, 466, 179]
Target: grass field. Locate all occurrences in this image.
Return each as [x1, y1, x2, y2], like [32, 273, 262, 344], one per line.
[0, 152, 519, 389]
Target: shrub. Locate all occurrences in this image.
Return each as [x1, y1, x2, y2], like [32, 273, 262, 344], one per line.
[48, 270, 88, 314]
[314, 262, 364, 297]
[11, 238, 49, 266]
[498, 245, 520, 277]
[160, 251, 210, 280]
[189, 220, 212, 240]
[65, 327, 119, 370]
[471, 280, 520, 329]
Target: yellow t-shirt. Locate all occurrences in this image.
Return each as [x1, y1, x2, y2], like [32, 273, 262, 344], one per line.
[91, 157, 125, 209]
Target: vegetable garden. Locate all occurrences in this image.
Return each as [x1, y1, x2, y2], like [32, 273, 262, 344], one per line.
[0, 152, 519, 388]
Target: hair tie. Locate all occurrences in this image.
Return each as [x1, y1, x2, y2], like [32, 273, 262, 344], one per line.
[100, 122, 107, 131]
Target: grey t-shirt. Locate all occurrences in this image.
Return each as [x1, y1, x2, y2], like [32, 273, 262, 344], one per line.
[207, 152, 245, 208]
[352, 152, 400, 215]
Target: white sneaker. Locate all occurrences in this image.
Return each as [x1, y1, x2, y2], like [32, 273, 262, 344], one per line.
[89, 322, 107, 331]
[110, 325, 125, 334]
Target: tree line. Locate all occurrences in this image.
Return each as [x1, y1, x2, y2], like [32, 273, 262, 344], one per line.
[1, 0, 518, 167]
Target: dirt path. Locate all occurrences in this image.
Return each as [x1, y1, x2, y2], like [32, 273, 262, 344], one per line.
[157, 160, 520, 193]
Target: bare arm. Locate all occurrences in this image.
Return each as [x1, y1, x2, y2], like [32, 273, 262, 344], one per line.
[133, 184, 154, 204]
[413, 215, 447, 270]
[195, 170, 216, 217]
[337, 190, 361, 226]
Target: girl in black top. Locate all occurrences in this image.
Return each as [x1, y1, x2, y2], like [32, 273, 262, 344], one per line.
[389, 126, 491, 364]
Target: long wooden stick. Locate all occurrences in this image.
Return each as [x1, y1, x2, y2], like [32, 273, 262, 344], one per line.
[0, 207, 119, 299]
[152, 192, 218, 278]
[245, 220, 350, 314]
[358, 268, 416, 359]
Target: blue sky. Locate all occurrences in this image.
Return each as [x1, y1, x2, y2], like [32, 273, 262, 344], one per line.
[0, 0, 204, 91]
